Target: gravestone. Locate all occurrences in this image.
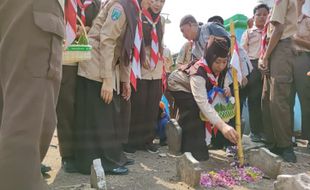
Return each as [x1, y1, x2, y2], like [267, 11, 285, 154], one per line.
[274, 173, 310, 190]
[165, 119, 182, 156]
[176, 152, 203, 187]
[242, 135, 265, 152]
[247, 148, 282, 179]
[90, 159, 107, 190]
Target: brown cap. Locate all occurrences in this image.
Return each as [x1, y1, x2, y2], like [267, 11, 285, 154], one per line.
[179, 15, 197, 27]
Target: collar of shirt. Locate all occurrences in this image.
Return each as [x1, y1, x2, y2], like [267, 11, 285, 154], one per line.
[250, 25, 263, 33]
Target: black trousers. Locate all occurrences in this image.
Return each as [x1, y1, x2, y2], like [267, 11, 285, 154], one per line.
[247, 59, 263, 135]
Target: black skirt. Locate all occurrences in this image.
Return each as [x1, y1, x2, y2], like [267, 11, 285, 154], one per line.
[170, 91, 209, 161]
[74, 76, 126, 174]
[127, 79, 163, 147]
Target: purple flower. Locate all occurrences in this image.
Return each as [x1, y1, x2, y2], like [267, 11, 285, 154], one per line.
[200, 166, 264, 188]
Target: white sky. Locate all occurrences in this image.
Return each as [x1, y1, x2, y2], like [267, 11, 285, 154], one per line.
[161, 0, 262, 53]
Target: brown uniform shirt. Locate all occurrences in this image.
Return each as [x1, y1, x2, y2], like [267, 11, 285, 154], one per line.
[295, 14, 310, 52]
[141, 16, 165, 80]
[78, 1, 130, 93]
[176, 41, 192, 66]
[241, 26, 263, 60]
[269, 0, 297, 40]
[168, 71, 222, 125]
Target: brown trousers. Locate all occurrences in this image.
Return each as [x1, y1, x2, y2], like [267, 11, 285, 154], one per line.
[56, 65, 78, 159]
[262, 39, 296, 148]
[0, 0, 64, 189]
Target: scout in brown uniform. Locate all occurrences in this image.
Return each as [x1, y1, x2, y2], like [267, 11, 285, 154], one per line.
[0, 0, 64, 189]
[126, 0, 166, 154]
[241, 4, 269, 142]
[74, 0, 151, 175]
[293, 0, 310, 148]
[56, 0, 101, 173]
[176, 41, 193, 68]
[259, 0, 298, 162]
[168, 37, 238, 161]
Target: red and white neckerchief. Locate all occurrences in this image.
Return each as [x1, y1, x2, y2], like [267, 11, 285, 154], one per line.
[65, 0, 77, 47]
[197, 58, 219, 87]
[142, 9, 161, 70]
[196, 58, 220, 144]
[77, 0, 93, 25]
[130, 0, 143, 91]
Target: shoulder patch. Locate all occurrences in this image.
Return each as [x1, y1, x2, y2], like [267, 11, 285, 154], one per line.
[111, 7, 122, 21]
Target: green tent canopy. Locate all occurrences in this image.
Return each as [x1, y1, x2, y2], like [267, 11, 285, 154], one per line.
[224, 14, 248, 31]
[224, 14, 248, 42]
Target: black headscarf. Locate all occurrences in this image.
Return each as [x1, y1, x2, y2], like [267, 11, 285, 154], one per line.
[204, 37, 229, 68]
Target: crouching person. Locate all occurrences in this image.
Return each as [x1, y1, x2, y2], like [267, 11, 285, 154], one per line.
[168, 37, 238, 161]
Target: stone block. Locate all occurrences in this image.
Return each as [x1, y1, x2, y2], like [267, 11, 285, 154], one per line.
[166, 119, 182, 156]
[176, 152, 203, 187]
[242, 135, 265, 152]
[90, 159, 107, 190]
[274, 173, 310, 190]
[247, 147, 282, 179]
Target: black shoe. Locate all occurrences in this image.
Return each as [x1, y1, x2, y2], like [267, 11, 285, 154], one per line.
[123, 145, 136, 154]
[41, 164, 51, 174]
[106, 166, 129, 175]
[268, 147, 281, 155]
[124, 158, 135, 166]
[145, 143, 159, 153]
[280, 146, 297, 163]
[62, 158, 78, 173]
[159, 139, 167, 146]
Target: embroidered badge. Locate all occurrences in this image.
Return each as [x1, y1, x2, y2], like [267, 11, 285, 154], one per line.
[111, 8, 122, 21]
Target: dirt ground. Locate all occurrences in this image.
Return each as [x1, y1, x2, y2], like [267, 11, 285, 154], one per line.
[44, 132, 194, 190]
[43, 132, 310, 190]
